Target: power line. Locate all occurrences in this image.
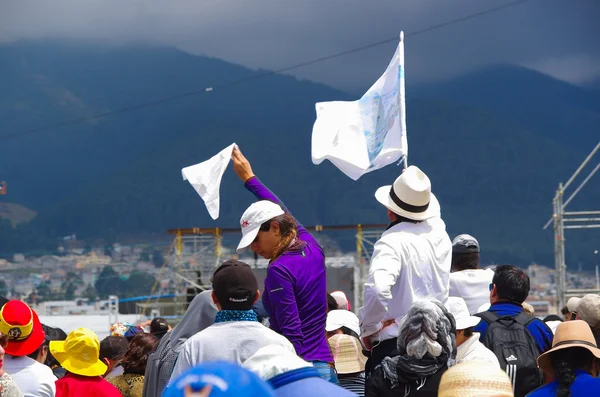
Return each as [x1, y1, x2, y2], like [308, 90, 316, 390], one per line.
[1, 0, 534, 142]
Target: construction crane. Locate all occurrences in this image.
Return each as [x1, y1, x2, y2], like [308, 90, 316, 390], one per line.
[0, 181, 6, 195]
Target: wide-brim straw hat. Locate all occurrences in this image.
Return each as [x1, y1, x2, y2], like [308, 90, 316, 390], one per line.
[375, 165, 440, 221]
[327, 334, 367, 374]
[537, 320, 600, 373]
[438, 360, 513, 397]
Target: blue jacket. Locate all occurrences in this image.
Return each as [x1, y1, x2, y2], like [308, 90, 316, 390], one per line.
[526, 370, 600, 396]
[474, 302, 553, 353]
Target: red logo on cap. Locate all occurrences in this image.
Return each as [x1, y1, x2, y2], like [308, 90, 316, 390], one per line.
[241, 220, 249, 228]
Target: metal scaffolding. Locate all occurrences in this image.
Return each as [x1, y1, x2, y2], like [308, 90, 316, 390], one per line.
[160, 224, 387, 313]
[356, 225, 384, 310]
[544, 142, 600, 310]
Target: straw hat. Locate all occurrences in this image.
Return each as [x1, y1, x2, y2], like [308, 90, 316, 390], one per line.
[537, 320, 600, 373]
[576, 294, 600, 328]
[50, 328, 107, 377]
[374, 166, 440, 221]
[438, 360, 513, 397]
[327, 334, 367, 374]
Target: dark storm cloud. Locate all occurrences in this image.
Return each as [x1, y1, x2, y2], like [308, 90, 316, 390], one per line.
[1, 0, 598, 90]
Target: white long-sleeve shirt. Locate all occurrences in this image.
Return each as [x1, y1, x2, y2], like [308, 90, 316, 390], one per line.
[359, 217, 452, 343]
[449, 268, 494, 315]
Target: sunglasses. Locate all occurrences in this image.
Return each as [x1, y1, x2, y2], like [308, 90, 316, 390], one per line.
[0, 333, 7, 348]
[489, 283, 494, 292]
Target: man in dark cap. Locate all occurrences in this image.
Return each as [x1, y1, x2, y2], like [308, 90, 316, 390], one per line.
[169, 260, 295, 381]
[448, 234, 494, 314]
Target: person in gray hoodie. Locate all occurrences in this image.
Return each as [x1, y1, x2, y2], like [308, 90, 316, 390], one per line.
[142, 290, 217, 397]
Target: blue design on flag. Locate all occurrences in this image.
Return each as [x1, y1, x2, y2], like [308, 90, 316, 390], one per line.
[360, 64, 403, 164]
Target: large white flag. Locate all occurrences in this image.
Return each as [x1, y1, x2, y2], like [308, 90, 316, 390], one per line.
[311, 33, 407, 180]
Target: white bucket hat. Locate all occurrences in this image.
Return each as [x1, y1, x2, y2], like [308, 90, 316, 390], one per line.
[236, 201, 285, 253]
[374, 165, 440, 221]
[446, 297, 481, 330]
[326, 310, 361, 336]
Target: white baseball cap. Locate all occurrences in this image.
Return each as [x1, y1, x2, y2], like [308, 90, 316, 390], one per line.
[446, 297, 481, 330]
[326, 309, 361, 336]
[567, 297, 582, 313]
[236, 201, 285, 253]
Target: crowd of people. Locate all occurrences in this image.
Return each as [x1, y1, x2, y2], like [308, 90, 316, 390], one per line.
[1, 146, 600, 397]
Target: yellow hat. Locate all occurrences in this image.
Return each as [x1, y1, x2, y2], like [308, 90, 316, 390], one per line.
[49, 328, 107, 377]
[438, 361, 513, 397]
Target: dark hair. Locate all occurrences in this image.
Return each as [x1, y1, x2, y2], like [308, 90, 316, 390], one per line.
[544, 314, 563, 323]
[561, 306, 570, 316]
[389, 212, 422, 224]
[551, 347, 597, 397]
[463, 326, 474, 338]
[327, 294, 338, 312]
[451, 252, 480, 271]
[259, 209, 299, 259]
[100, 336, 129, 361]
[27, 324, 54, 361]
[26, 342, 46, 361]
[40, 325, 68, 368]
[492, 265, 530, 304]
[121, 333, 158, 375]
[339, 326, 361, 341]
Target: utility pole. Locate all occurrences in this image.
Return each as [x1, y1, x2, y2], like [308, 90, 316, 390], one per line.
[595, 250, 599, 291]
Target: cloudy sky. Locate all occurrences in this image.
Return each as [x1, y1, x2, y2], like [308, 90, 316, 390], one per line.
[1, 0, 599, 91]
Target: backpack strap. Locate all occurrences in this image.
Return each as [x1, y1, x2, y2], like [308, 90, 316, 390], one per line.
[513, 311, 537, 327]
[475, 311, 500, 325]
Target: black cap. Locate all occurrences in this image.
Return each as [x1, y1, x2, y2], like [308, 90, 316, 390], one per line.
[452, 234, 480, 254]
[212, 260, 258, 310]
[150, 317, 169, 337]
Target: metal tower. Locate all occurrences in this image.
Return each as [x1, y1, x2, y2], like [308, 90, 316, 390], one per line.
[544, 142, 600, 310]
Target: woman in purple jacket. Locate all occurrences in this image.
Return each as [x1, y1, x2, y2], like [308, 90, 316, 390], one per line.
[232, 147, 336, 383]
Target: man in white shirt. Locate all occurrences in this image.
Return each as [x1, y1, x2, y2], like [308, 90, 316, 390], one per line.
[170, 260, 294, 381]
[449, 234, 494, 314]
[0, 300, 57, 397]
[359, 166, 452, 374]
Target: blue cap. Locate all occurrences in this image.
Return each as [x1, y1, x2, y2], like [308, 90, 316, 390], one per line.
[124, 326, 142, 339]
[163, 361, 276, 397]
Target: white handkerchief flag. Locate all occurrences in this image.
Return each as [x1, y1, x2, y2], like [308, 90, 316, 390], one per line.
[182, 143, 236, 220]
[311, 32, 408, 180]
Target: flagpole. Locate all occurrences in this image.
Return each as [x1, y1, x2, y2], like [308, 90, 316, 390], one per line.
[399, 31, 408, 171]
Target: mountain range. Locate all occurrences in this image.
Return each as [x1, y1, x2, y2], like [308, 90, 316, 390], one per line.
[0, 41, 598, 268]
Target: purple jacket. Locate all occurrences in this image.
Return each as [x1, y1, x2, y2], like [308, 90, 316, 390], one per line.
[245, 177, 332, 363]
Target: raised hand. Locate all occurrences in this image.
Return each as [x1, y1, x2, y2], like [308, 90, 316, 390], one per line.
[232, 145, 255, 183]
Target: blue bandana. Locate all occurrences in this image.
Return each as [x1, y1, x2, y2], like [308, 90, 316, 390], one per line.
[215, 310, 258, 324]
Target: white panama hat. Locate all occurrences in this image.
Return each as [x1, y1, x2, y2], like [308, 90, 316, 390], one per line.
[374, 165, 440, 221]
